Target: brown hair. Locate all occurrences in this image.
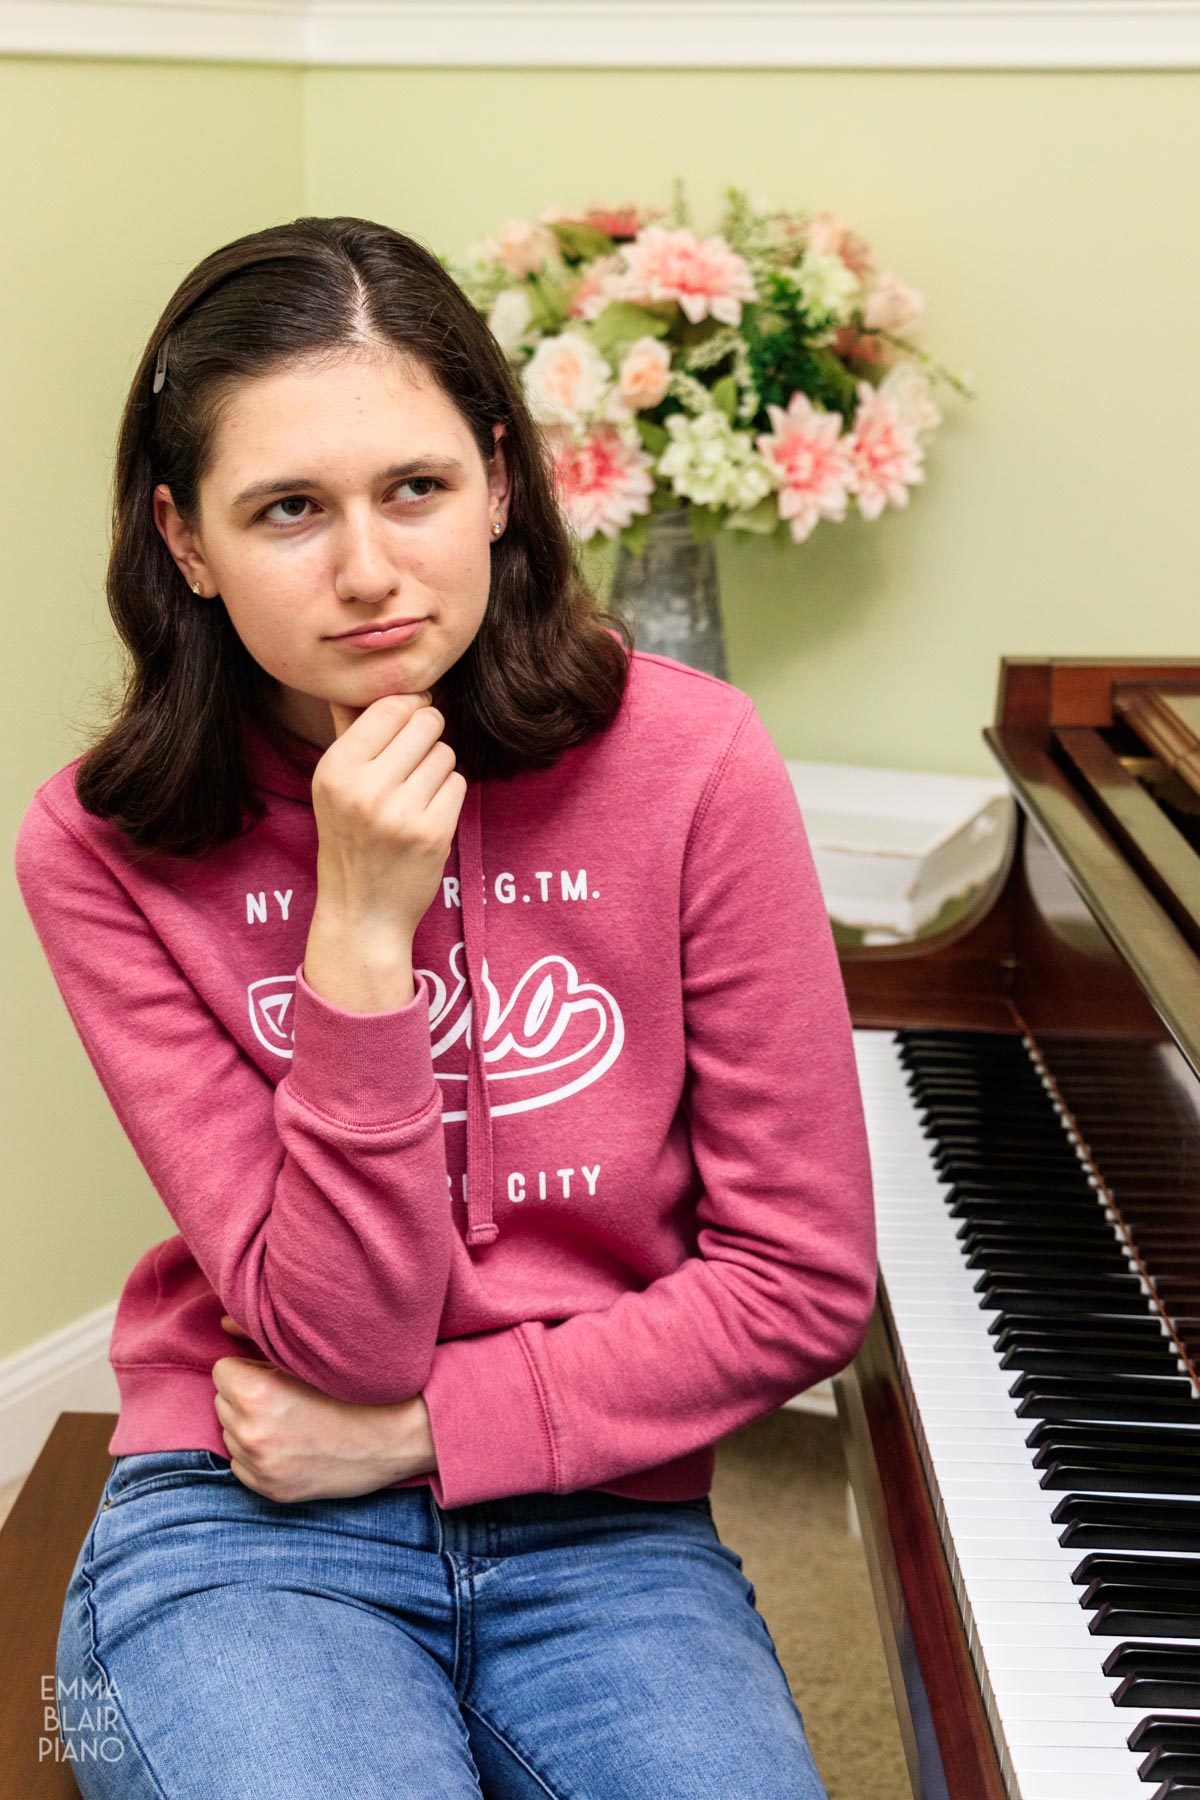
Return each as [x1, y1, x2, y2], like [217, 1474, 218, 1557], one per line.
[74, 215, 634, 859]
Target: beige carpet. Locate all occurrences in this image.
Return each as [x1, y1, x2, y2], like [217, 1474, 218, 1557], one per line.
[710, 1408, 910, 1799]
[0, 1408, 910, 1798]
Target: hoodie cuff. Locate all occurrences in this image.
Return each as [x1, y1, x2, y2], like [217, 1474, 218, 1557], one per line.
[286, 959, 439, 1128]
[421, 1327, 560, 1506]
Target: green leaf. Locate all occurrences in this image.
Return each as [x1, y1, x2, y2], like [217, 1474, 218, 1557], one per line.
[544, 221, 617, 263]
[523, 281, 560, 334]
[724, 495, 780, 534]
[688, 504, 725, 543]
[635, 418, 670, 455]
[590, 301, 674, 358]
[649, 482, 682, 511]
[710, 375, 738, 420]
[618, 512, 653, 556]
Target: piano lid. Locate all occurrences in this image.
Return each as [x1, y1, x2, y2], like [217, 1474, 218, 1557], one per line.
[986, 658, 1200, 1082]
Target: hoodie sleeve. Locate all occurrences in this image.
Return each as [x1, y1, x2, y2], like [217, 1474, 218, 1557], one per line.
[420, 697, 879, 1506]
[13, 789, 452, 1405]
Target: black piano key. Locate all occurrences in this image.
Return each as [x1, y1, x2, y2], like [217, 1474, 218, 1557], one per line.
[936, 1156, 1089, 1181]
[1074, 1553, 1200, 1588]
[1041, 1392, 1199, 1431]
[1005, 1346, 1178, 1375]
[971, 1246, 1132, 1275]
[975, 1269, 1143, 1296]
[954, 1200, 1105, 1225]
[1091, 1600, 1200, 1637]
[968, 1246, 1131, 1275]
[948, 1181, 1099, 1204]
[891, 1026, 1200, 1787]
[990, 1286, 1155, 1318]
[1029, 1422, 1200, 1455]
[1084, 1589, 1200, 1634]
[1006, 1319, 1170, 1350]
[1113, 1673, 1200, 1707]
[1128, 1718, 1200, 1754]
[924, 1122, 1079, 1146]
[1055, 1496, 1200, 1550]
[961, 1228, 1131, 1257]
[1138, 1748, 1200, 1782]
[1042, 1461, 1200, 1494]
[1012, 1371, 1196, 1405]
[1102, 1645, 1200, 1680]
[1037, 1434, 1200, 1467]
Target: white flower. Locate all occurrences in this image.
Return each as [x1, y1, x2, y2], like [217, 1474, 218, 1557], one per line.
[878, 360, 942, 435]
[656, 410, 776, 511]
[790, 250, 861, 325]
[488, 288, 534, 358]
[522, 331, 613, 429]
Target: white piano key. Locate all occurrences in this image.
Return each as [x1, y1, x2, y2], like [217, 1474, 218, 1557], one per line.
[1006, 1768, 1144, 1800]
[851, 1027, 1200, 1800]
[1004, 1719, 1137, 1748]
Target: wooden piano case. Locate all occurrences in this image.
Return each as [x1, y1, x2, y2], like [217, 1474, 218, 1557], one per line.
[833, 657, 1200, 1799]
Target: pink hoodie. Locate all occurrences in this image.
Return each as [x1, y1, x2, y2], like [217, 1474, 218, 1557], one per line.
[13, 647, 877, 1508]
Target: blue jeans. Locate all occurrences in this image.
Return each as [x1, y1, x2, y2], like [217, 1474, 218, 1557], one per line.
[55, 1449, 829, 1799]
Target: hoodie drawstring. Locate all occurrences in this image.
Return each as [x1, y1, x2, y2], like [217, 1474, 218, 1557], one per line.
[459, 777, 497, 1247]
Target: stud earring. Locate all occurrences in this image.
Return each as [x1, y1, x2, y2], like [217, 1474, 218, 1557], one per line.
[491, 519, 502, 536]
[192, 582, 201, 594]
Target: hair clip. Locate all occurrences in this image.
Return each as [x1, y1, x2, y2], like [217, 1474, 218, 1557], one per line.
[152, 338, 170, 394]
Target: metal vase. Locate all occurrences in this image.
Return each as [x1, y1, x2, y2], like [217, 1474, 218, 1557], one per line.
[608, 507, 729, 679]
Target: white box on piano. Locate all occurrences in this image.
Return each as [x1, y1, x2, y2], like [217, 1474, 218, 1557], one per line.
[782, 759, 1014, 943]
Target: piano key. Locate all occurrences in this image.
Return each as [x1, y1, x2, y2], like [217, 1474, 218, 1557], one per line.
[853, 1026, 1200, 1800]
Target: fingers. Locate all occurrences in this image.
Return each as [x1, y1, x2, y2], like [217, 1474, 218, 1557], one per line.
[327, 690, 433, 748]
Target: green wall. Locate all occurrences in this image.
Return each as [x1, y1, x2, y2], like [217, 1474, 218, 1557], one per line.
[5, 52, 1199, 1361]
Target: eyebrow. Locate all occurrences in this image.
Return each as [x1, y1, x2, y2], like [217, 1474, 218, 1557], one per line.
[231, 457, 466, 510]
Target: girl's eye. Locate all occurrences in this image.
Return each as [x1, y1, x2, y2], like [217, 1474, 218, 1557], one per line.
[256, 476, 445, 527]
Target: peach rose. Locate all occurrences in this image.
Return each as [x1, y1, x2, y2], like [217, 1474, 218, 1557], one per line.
[522, 331, 612, 428]
[616, 337, 671, 411]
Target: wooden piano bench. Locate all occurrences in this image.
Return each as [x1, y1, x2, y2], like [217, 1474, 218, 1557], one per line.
[0, 1411, 118, 1796]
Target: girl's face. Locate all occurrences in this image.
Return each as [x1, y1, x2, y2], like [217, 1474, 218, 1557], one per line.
[153, 349, 510, 750]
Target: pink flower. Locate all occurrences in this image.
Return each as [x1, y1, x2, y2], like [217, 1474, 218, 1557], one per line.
[755, 392, 857, 545]
[585, 205, 665, 239]
[544, 424, 657, 541]
[805, 212, 874, 283]
[567, 254, 628, 322]
[831, 325, 896, 369]
[843, 381, 926, 521]
[617, 226, 758, 327]
[483, 218, 560, 280]
[863, 272, 925, 332]
[539, 203, 665, 240]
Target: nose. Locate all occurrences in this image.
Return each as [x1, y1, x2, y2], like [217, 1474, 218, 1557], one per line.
[332, 505, 403, 606]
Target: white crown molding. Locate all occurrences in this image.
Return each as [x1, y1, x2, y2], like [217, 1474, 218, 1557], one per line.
[1, 0, 1199, 69]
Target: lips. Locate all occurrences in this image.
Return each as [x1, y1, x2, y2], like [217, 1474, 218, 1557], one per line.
[334, 618, 425, 640]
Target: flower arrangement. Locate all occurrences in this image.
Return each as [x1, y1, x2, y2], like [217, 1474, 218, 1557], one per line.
[443, 180, 974, 555]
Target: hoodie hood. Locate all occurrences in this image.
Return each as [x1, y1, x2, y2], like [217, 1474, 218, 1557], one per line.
[245, 715, 498, 1248]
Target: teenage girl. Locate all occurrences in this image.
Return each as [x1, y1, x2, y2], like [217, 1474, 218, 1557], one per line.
[15, 214, 876, 1799]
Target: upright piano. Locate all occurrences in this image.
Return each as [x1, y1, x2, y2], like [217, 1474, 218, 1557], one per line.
[834, 657, 1200, 1800]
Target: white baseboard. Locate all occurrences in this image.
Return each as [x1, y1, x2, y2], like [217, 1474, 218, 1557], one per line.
[0, 1303, 119, 1488]
[782, 1378, 838, 1419]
